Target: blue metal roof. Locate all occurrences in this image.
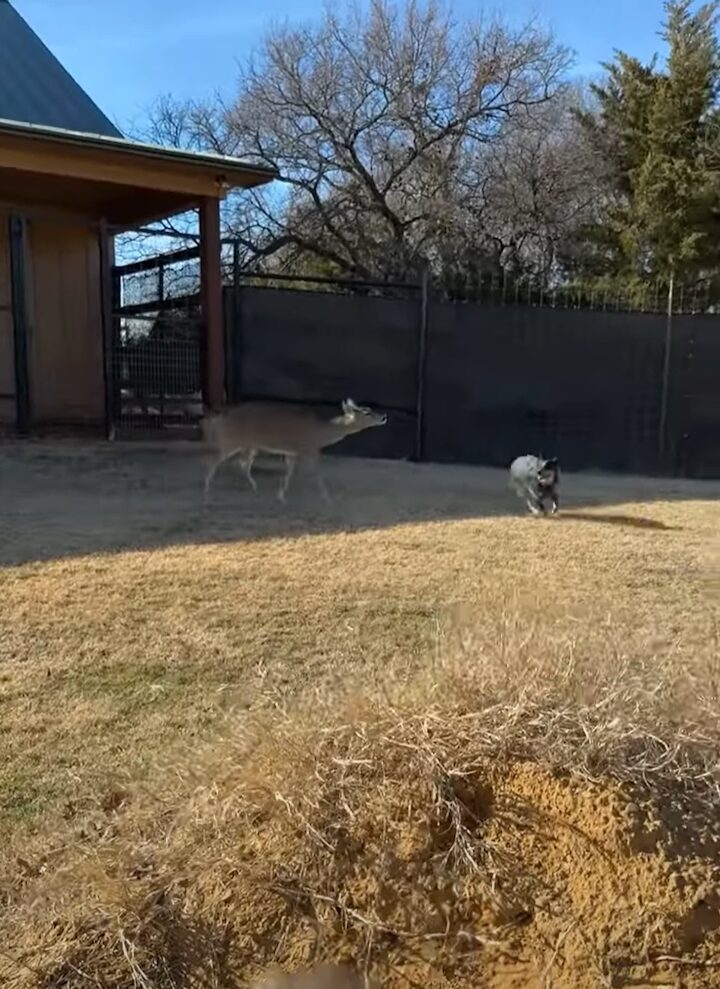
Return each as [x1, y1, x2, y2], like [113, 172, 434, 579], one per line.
[0, 0, 122, 138]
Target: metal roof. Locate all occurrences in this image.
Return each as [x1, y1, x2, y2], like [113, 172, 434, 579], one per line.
[0, 116, 278, 184]
[0, 0, 122, 138]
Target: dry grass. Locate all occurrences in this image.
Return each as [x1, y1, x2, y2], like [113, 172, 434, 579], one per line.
[0, 443, 719, 988]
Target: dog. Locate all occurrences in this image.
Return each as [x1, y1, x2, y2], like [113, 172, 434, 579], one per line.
[509, 454, 559, 516]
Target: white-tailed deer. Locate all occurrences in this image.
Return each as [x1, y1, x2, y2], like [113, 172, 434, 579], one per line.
[201, 398, 387, 503]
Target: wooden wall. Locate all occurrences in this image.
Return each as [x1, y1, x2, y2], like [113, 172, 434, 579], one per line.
[27, 221, 104, 424]
[0, 217, 15, 424]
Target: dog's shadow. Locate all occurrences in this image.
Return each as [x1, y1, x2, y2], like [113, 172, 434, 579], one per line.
[559, 511, 680, 532]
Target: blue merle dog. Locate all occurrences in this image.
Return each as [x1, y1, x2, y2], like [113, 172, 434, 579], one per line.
[509, 455, 560, 516]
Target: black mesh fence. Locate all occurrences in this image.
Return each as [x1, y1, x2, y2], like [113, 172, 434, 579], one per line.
[110, 242, 720, 477]
[222, 261, 720, 480]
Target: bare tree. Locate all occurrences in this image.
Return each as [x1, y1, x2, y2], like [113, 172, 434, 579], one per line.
[474, 85, 606, 280]
[144, 0, 572, 278]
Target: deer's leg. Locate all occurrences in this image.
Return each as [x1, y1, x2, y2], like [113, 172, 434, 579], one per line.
[204, 449, 244, 502]
[239, 449, 258, 492]
[307, 456, 332, 505]
[203, 455, 229, 502]
[278, 453, 297, 502]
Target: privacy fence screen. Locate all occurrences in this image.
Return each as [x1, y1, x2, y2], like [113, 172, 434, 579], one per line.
[112, 251, 719, 479]
[224, 275, 718, 480]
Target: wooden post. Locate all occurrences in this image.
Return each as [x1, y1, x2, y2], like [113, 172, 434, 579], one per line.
[98, 220, 116, 440]
[8, 215, 30, 434]
[199, 197, 224, 411]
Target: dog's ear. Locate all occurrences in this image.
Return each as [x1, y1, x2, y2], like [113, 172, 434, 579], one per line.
[544, 457, 558, 469]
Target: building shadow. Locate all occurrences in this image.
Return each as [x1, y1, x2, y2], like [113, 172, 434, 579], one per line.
[0, 442, 715, 567]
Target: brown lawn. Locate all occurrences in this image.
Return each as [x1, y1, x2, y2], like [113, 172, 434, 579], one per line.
[0, 442, 718, 988]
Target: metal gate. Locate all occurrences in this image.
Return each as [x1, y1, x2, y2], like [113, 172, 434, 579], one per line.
[111, 248, 203, 435]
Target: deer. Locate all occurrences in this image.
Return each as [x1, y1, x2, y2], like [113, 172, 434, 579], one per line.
[201, 398, 387, 504]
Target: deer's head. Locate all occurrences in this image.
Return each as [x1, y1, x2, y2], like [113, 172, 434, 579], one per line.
[336, 397, 387, 428]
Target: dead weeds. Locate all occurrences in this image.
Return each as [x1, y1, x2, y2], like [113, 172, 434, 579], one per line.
[3, 641, 720, 989]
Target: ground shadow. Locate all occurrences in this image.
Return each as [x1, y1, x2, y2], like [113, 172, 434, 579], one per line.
[558, 511, 682, 531]
[0, 441, 716, 567]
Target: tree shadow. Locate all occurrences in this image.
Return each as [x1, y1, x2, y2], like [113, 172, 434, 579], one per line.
[0, 441, 715, 567]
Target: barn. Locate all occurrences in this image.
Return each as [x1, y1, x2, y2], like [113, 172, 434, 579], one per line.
[0, 0, 274, 435]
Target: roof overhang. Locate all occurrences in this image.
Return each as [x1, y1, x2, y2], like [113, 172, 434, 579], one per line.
[0, 118, 277, 228]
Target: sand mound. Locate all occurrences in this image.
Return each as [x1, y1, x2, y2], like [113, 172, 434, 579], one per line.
[3, 688, 720, 989]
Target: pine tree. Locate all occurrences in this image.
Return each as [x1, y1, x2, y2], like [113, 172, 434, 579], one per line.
[633, 0, 720, 280]
[571, 55, 659, 281]
[574, 1, 720, 290]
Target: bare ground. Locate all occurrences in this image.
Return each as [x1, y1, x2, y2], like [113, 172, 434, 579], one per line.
[0, 442, 719, 988]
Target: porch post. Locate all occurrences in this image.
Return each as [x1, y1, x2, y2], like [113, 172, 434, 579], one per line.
[98, 219, 116, 440]
[8, 215, 30, 433]
[199, 196, 224, 410]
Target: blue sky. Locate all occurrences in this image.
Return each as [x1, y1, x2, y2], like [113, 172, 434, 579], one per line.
[14, 0, 669, 132]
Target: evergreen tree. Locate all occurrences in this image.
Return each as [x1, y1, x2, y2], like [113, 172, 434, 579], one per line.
[575, 1, 720, 290]
[634, 0, 720, 280]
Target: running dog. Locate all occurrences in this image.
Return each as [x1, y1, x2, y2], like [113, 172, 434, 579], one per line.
[509, 454, 559, 516]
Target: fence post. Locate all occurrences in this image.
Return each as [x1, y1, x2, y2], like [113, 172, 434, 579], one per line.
[225, 240, 243, 403]
[413, 265, 430, 461]
[157, 261, 166, 422]
[110, 258, 122, 425]
[658, 270, 675, 465]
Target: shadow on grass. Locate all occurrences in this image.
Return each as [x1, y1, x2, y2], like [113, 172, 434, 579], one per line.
[559, 511, 682, 532]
